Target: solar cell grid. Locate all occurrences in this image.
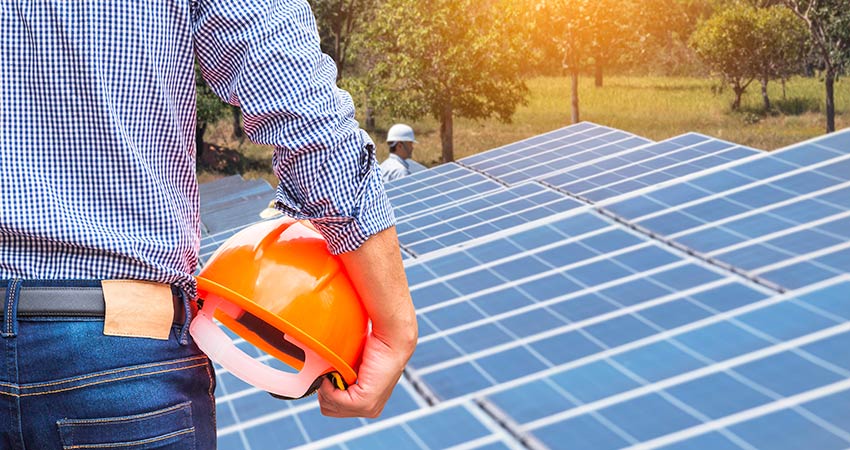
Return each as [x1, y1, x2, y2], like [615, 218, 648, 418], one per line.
[201, 193, 274, 233]
[601, 156, 850, 289]
[495, 136, 654, 186]
[460, 122, 600, 167]
[407, 159, 428, 174]
[384, 162, 466, 194]
[463, 124, 616, 172]
[197, 125, 850, 450]
[605, 135, 848, 219]
[396, 183, 583, 256]
[540, 135, 758, 203]
[403, 214, 777, 395]
[479, 131, 649, 183]
[579, 145, 759, 202]
[390, 170, 504, 221]
[480, 278, 850, 450]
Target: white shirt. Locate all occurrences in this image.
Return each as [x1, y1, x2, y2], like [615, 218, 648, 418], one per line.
[380, 153, 411, 183]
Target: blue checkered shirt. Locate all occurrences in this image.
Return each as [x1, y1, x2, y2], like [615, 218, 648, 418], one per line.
[0, 0, 394, 295]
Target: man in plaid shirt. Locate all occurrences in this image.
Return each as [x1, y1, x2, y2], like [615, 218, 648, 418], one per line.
[0, 0, 416, 446]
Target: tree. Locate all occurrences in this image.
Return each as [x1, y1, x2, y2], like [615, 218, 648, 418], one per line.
[310, 0, 379, 80]
[631, 0, 717, 75]
[782, 0, 850, 132]
[690, 5, 763, 110]
[752, 6, 810, 110]
[586, 0, 641, 87]
[690, 5, 809, 111]
[534, 0, 637, 122]
[359, 0, 529, 162]
[534, 0, 593, 123]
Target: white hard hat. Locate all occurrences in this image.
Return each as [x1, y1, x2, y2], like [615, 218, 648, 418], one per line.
[387, 124, 416, 143]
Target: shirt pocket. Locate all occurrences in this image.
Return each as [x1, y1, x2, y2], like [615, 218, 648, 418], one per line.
[57, 401, 196, 450]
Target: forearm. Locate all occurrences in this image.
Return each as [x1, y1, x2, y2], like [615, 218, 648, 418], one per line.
[339, 226, 418, 356]
[316, 226, 416, 417]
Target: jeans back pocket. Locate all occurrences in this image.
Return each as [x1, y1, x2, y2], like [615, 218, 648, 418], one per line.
[57, 401, 196, 449]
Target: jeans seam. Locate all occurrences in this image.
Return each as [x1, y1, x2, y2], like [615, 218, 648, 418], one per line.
[57, 402, 192, 426]
[5, 282, 11, 335]
[18, 363, 209, 397]
[178, 289, 192, 345]
[61, 427, 195, 449]
[0, 361, 209, 398]
[5, 280, 20, 337]
[0, 355, 207, 390]
[204, 359, 216, 431]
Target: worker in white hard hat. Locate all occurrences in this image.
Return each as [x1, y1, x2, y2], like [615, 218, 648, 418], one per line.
[380, 123, 416, 183]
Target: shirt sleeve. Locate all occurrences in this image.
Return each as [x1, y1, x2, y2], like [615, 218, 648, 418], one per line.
[191, 0, 395, 254]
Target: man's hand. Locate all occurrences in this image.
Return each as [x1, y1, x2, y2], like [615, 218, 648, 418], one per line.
[317, 332, 409, 417]
[318, 226, 417, 418]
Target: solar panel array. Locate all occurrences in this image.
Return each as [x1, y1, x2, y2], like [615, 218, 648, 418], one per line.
[199, 123, 850, 449]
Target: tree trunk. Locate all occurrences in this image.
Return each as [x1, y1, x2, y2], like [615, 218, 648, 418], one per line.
[440, 102, 454, 163]
[760, 78, 771, 111]
[334, 31, 344, 81]
[825, 69, 836, 133]
[365, 106, 375, 131]
[335, 52, 345, 81]
[230, 106, 244, 140]
[594, 63, 603, 88]
[195, 123, 207, 161]
[732, 83, 744, 111]
[781, 77, 787, 100]
[570, 70, 580, 123]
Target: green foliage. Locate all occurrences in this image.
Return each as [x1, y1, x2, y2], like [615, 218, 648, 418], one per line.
[785, 0, 850, 72]
[358, 0, 530, 159]
[775, 96, 821, 114]
[752, 6, 810, 82]
[534, 0, 638, 72]
[782, 0, 850, 131]
[627, 0, 712, 74]
[689, 3, 809, 109]
[309, 0, 379, 79]
[195, 63, 230, 128]
[690, 4, 761, 99]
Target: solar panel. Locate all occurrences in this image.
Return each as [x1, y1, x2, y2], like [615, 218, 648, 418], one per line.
[196, 124, 850, 449]
[199, 175, 275, 234]
[291, 402, 528, 450]
[408, 159, 429, 174]
[386, 165, 505, 222]
[461, 125, 654, 187]
[460, 122, 602, 167]
[384, 162, 470, 196]
[486, 278, 850, 450]
[603, 130, 850, 290]
[213, 372, 428, 449]
[404, 213, 772, 399]
[396, 183, 583, 256]
[540, 134, 759, 202]
[202, 193, 275, 234]
[198, 175, 274, 214]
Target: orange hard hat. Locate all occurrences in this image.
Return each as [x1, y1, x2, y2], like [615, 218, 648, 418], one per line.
[191, 217, 369, 399]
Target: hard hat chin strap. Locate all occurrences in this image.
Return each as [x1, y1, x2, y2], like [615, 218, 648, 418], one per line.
[189, 297, 335, 399]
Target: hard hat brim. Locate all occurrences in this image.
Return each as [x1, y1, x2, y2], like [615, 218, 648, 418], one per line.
[195, 276, 359, 386]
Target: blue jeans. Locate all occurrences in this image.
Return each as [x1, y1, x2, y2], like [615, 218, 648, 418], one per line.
[0, 281, 217, 449]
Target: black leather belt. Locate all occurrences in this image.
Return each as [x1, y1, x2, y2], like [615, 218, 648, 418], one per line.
[3, 284, 187, 325]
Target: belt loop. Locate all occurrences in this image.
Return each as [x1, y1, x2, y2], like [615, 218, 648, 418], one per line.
[3, 279, 22, 338]
[177, 288, 192, 346]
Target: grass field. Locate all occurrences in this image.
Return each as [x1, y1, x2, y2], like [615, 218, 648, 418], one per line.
[202, 75, 849, 185]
